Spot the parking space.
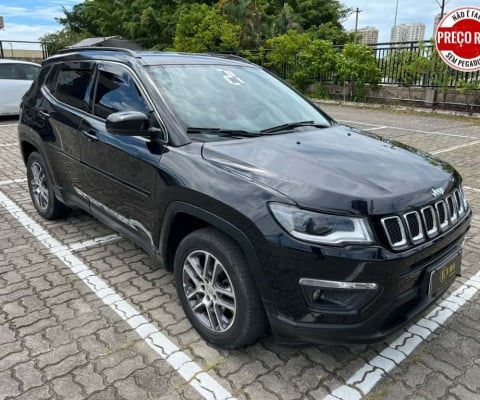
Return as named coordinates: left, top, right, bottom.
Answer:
left=1, top=107, right=480, bottom=400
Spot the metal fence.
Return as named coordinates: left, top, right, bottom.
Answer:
left=0, top=40, right=48, bottom=62
left=234, top=41, right=480, bottom=88
left=2, top=39, right=478, bottom=89
left=369, top=41, right=479, bottom=87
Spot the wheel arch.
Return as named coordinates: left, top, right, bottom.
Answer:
left=19, top=137, right=66, bottom=207
left=159, top=201, right=276, bottom=314
left=20, top=139, right=39, bottom=166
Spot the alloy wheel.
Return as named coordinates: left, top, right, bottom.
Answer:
left=30, top=161, right=49, bottom=210
left=182, top=250, right=236, bottom=333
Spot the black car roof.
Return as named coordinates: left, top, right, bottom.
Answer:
left=45, top=47, right=255, bottom=67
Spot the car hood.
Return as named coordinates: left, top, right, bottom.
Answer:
left=201, top=125, right=459, bottom=215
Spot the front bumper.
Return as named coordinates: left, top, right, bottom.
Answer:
left=258, top=210, right=471, bottom=345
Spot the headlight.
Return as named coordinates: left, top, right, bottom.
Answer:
left=269, top=203, right=374, bottom=245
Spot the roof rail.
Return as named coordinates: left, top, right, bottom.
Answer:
left=56, top=46, right=140, bottom=58
left=206, top=53, right=255, bottom=65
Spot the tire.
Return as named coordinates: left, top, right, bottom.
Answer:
left=26, top=152, right=69, bottom=220
left=174, top=227, right=267, bottom=349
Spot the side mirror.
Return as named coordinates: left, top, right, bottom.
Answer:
left=106, top=111, right=150, bottom=135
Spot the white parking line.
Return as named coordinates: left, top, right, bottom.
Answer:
left=465, top=186, right=480, bottom=194
left=0, top=178, right=27, bottom=186
left=323, top=231, right=480, bottom=400
left=362, top=126, right=387, bottom=131
left=338, top=119, right=479, bottom=140
left=0, top=190, right=235, bottom=400
left=0, top=123, right=18, bottom=127
left=69, top=234, right=122, bottom=251
left=0, top=143, right=17, bottom=147
left=431, top=140, right=480, bottom=155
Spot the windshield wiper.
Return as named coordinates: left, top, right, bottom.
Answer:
left=187, top=127, right=261, bottom=137
left=260, top=121, right=331, bottom=134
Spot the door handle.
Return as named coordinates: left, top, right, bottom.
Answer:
left=80, top=129, right=98, bottom=142
left=38, top=110, right=50, bottom=118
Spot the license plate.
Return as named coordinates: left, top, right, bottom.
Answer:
left=428, top=254, right=461, bottom=297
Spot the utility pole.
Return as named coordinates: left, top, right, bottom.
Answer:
left=0, top=17, right=4, bottom=59
left=354, top=7, right=362, bottom=43
left=435, top=0, right=450, bottom=19
left=394, top=0, right=399, bottom=28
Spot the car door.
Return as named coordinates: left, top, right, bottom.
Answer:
left=34, top=61, right=97, bottom=210
left=77, top=62, right=164, bottom=251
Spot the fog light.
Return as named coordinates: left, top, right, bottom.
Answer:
left=300, top=278, right=380, bottom=312
left=299, top=278, right=378, bottom=290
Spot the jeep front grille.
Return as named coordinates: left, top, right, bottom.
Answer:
left=381, top=189, right=468, bottom=250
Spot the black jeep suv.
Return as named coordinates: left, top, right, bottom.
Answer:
left=19, top=47, right=471, bottom=348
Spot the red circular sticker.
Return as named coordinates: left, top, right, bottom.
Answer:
left=435, top=6, right=480, bottom=72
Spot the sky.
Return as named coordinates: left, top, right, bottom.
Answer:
left=0, top=0, right=476, bottom=47
left=341, top=0, right=475, bottom=43
left=0, top=0, right=77, bottom=49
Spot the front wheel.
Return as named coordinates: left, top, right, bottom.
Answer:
left=174, top=227, right=267, bottom=349
left=27, top=152, right=69, bottom=220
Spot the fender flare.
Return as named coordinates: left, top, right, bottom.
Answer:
left=18, top=133, right=65, bottom=202
left=159, top=201, right=276, bottom=315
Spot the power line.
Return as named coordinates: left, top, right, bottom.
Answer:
left=434, top=0, right=451, bottom=18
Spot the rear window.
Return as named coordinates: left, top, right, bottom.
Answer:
left=0, top=63, right=18, bottom=79
left=51, top=63, right=94, bottom=111
left=17, top=64, right=40, bottom=80
left=0, top=63, right=39, bottom=80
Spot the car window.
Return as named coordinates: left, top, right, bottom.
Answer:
left=44, top=65, right=59, bottom=93
left=0, top=63, right=18, bottom=79
left=145, top=64, right=331, bottom=133
left=54, top=64, right=94, bottom=111
left=17, top=64, right=40, bottom=80
left=93, top=64, right=150, bottom=120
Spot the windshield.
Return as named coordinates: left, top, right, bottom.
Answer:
left=145, top=64, right=331, bottom=133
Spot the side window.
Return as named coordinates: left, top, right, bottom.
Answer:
left=17, top=64, right=40, bottom=80
left=23, top=65, right=50, bottom=99
left=54, top=63, right=94, bottom=111
left=93, top=65, right=150, bottom=120
left=45, top=65, right=59, bottom=93
left=0, top=63, right=18, bottom=79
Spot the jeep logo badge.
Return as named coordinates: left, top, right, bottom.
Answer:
left=432, top=187, right=445, bottom=198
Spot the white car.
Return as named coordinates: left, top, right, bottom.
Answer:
left=0, top=59, right=40, bottom=115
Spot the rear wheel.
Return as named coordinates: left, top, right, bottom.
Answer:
left=27, top=152, right=69, bottom=220
left=174, top=227, right=267, bottom=348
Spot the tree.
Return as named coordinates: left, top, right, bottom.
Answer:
left=173, top=4, right=241, bottom=52
left=56, top=3, right=95, bottom=34
left=40, top=30, right=89, bottom=55
left=265, top=30, right=310, bottom=83
left=310, top=21, right=351, bottom=45
left=292, top=0, right=351, bottom=38
left=382, top=49, right=428, bottom=86
left=220, top=0, right=270, bottom=48
left=294, top=39, right=337, bottom=90
left=427, top=49, right=456, bottom=105
left=335, top=43, right=382, bottom=101
left=270, top=3, right=302, bottom=36
left=457, top=79, right=480, bottom=112
left=48, top=0, right=351, bottom=51
left=381, top=49, right=430, bottom=100
left=56, top=0, right=182, bottom=49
